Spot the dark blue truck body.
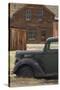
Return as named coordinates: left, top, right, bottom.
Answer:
left=13, top=37, right=58, bottom=78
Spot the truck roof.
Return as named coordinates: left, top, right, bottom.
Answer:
left=46, top=37, right=58, bottom=42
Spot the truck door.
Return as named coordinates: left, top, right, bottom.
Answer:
left=42, top=41, right=58, bottom=74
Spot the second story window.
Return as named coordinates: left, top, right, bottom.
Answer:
left=37, top=9, right=43, bottom=21
left=25, top=9, right=32, bottom=21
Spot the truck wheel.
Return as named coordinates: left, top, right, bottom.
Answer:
left=16, top=65, right=34, bottom=77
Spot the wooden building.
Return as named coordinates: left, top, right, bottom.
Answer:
left=9, top=4, right=58, bottom=50
left=53, top=19, right=58, bottom=37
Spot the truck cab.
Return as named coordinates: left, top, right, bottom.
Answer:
left=13, top=37, right=58, bottom=78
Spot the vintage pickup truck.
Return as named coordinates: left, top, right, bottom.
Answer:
left=13, top=37, right=58, bottom=79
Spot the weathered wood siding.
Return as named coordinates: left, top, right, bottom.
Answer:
left=10, top=28, right=26, bottom=50
left=9, top=4, right=57, bottom=50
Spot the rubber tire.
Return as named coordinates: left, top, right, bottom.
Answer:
left=16, top=65, right=34, bottom=77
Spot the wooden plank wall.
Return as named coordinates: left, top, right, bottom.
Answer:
left=10, top=28, right=26, bottom=50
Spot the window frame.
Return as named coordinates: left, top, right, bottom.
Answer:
left=27, top=30, right=36, bottom=41
left=25, top=9, right=32, bottom=21
left=37, top=8, right=43, bottom=21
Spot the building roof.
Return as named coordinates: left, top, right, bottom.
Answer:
left=46, top=5, right=58, bottom=19
left=9, top=3, right=58, bottom=19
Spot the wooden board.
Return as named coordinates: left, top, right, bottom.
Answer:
left=10, top=28, right=26, bottom=50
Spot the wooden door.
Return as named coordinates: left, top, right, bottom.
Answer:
left=16, top=30, right=26, bottom=50
left=10, top=28, right=26, bottom=50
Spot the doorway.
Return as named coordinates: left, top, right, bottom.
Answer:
left=10, top=28, right=26, bottom=50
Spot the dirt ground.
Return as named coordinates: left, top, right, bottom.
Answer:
left=9, top=75, right=58, bottom=87
left=9, top=50, right=58, bottom=87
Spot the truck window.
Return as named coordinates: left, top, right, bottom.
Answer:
left=50, top=41, right=58, bottom=50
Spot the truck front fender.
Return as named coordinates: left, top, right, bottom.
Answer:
left=13, top=59, right=45, bottom=77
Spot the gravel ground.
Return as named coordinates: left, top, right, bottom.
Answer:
left=9, top=48, right=58, bottom=87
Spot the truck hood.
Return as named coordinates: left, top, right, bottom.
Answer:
left=16, top=50, right=43, bottom=58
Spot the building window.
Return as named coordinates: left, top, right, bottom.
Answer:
left=25, top=9, right=32, bottom=21
left=41, top=30, right=46, bottom=41
left=28, top=31, right=36, bottom=41
left=37, top=9, right=43, bottom=21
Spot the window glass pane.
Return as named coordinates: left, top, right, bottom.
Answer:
left=37, top=9, right=43, bottom=21
left=28, top=31, right=36, bottom=40
left=50, top=42, right=58, bottom=49
left=25, top=9, right=32, bottom=21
